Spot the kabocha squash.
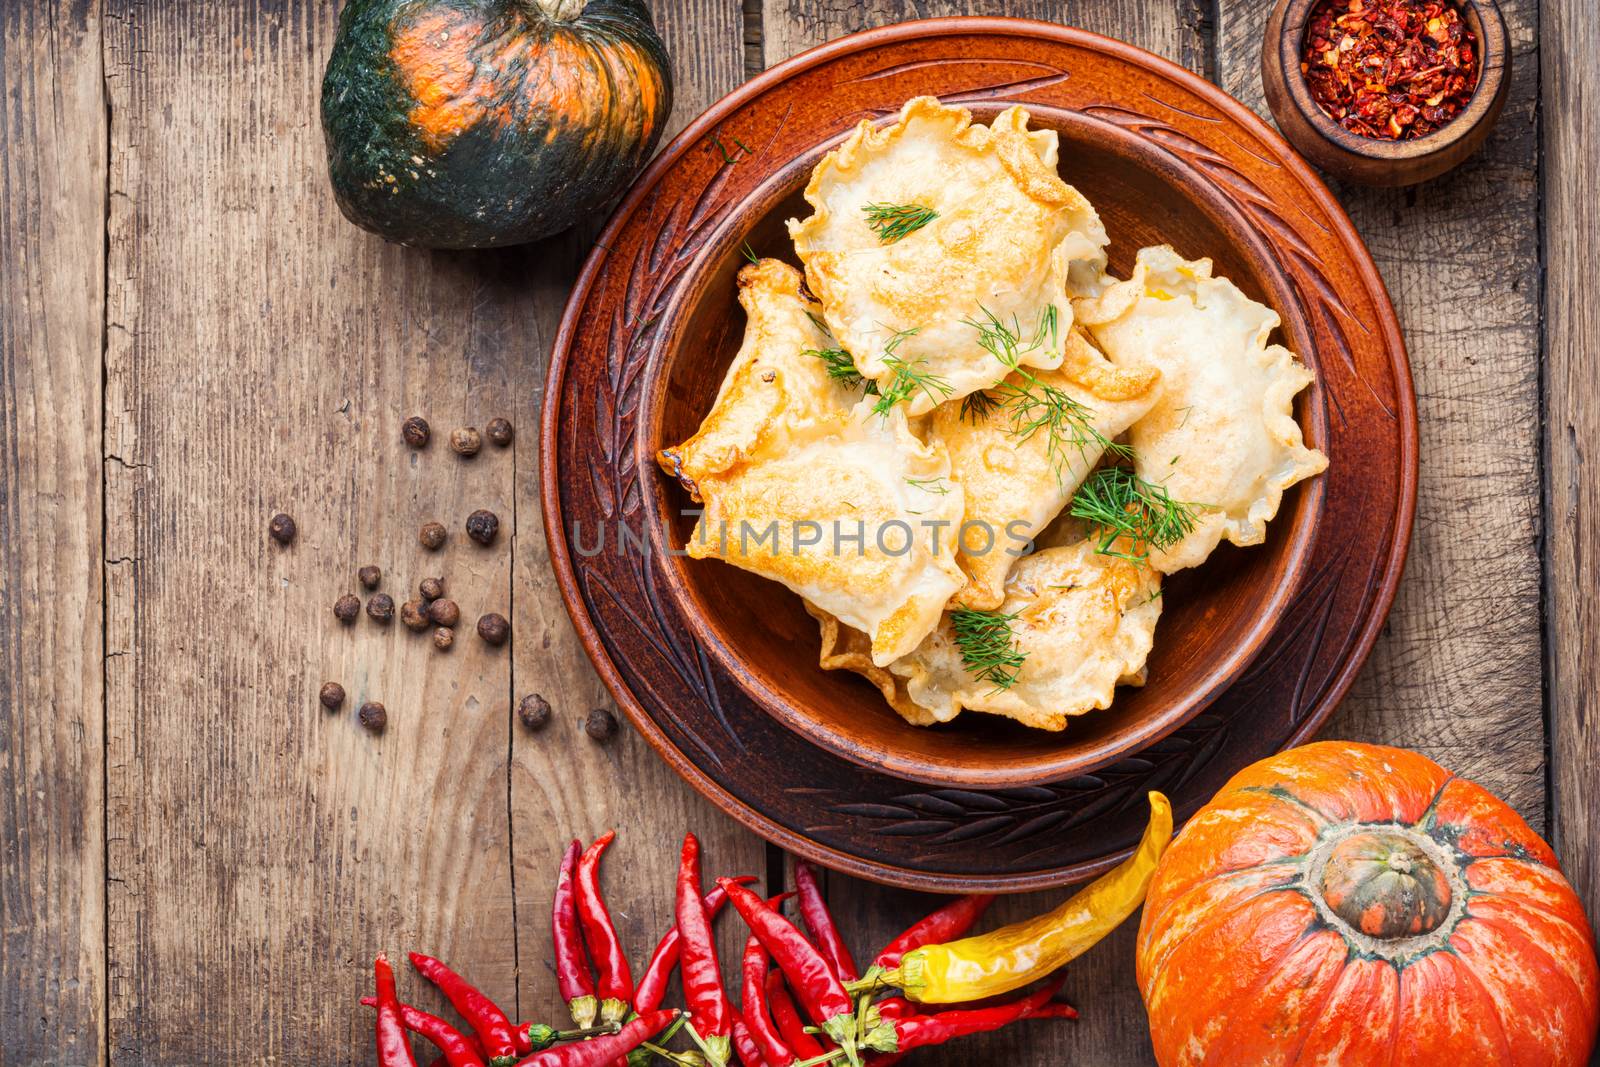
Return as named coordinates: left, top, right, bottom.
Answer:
left=1137, top=741, right=1600, bottom=1066
left=321, top=0, right=672, bottom=248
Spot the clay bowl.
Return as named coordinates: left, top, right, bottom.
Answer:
left=641, top=103, right=1328, bottom=788
left=1262, top=0, right=1510, bottom=187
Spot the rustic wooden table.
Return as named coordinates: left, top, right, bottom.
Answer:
left=3, top=0, right=1596, bottom=1063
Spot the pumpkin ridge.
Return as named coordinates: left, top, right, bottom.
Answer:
left=1142, top=860, right=1304, bottom=945
left=1192, top=919, right=1324, bottom=1060
left=1412, top=771, right=1457, bottom=830
left=1466, top=912, right=1593, bottom=1008
left=1141, top=884, right=1308, bottom=985
left=1281, top=942, right=1359, bottom=1067
left=1238, top=784, right=1337, bottom=827
left=1439, top=944, right=1520, bottom=1063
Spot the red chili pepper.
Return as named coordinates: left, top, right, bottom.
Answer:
left=732, top=1020, right=771, bottom=1067
left=677, top=834, right=733, bottom=1066
left=576, top=831, right=634, bottom=1025
left=765, top=974, right=825, bottom=1060
left=792, top=862, right=858, bottom=983
left=408, top=952, right=523, bottom=1065
left=553, top=840, right=600, bottom=1029
left=362, top=996, right=488, bottom=1067
left=740, top=936, right=797, bottom=1067
left=717, top=879, right=857, bottom=1058
left=635, top=877, right=757, bottom=1014
left=374, top=955, right=421, bottom=1067
left=872, top=895, right=993, bottom=971
left=511, top=1010, right=677, bottom=1067
left=861, top=976, right=1066, bottom=1056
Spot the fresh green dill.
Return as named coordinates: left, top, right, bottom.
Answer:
left=862, top=202, right=939, bottom=243
left=802, top=347, right=878, bottom=394
left=904, top=476, right=950, bottom=495
left=732, top=135, right=753, bottom=156
left=960, top=389, right=1002, bottom=423
left=882, top=325, right=918, bottom=358
left=739, top=240, right=759, bottom=265
left=804, top=310, right=834, bottom=337
left=991, top=378, right=1131, bottom=481
left=1068, top=466, right=1203, bottom=563
left=1034, top=304, right=1059, bottom=351
left=873, top=354, right=951, bottom=415
left=710, top=132, right=748, bottom=165
left=962, top=305, right=1062, bottom=370
left=950, top=608, right=1028, bottom=691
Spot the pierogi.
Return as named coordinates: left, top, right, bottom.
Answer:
left=1074, top=245, right=1328, bottom=573
left=789, top=96, right=1109, bottom=414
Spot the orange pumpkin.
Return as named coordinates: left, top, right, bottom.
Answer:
left=1137, top=741, right=1600, bottom=1065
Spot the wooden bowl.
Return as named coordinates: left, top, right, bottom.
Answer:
left=542, top=18, right=1416, bottom=888
left=1262, top=0, right=1510, bottom=186
left=641, top=104, right=1327, bottom=788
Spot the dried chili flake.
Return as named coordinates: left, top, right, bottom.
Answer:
left=1301, top=0, right=1479, bottom=140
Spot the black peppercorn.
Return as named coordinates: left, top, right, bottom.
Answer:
left=518, top=694, right=551, bottom=731
left=477, top=612, right=510, bottom=646
left=486, top=418, right=514, bottom=447
left=269, top=512, right=297, bottom=544
left=358, top=565, right=381, bottom=589
left=359, top=702, right=388, bottom=733
left=333, top=594, right=361, bottom=624
left=400, top=598, right=430, bottom=631
left=367, top=593, right=395, bottom=624
left=585, top=707, right=618, bottom=742
left=449, top=427, right=482, bottom=456
left=433, top=626, right=454, bottom=651
left=419, top=576, right=444, bottom=601
left=466, top=509, right=499, bottom=546
left=402, top=415, right=430, bottom=448
left=419, top=522, right=447, bottom=550
left=426, top=598, right=460, bottom=627
left=319, top=682, right=345, bottom=711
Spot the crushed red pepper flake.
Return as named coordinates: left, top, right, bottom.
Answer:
left=1301, top=0, right=1479, bottom=141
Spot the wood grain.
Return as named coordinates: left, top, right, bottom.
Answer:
left=1219, top=0, right=1547, bottom=823
left=0, top=3, right=108, bottom=1064
left=1544, top=0, right=1600, bottom=926
left=754, top=5, right=1200, bottom=1063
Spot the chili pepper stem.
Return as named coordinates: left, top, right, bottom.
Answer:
left=638, top=1041, right=702, bottom=1066
left=599, top=998, right=630, bottom=1027
left=679, top=1019, right=730, bottom=1067
left=567, top=994, right=599, bottom=1029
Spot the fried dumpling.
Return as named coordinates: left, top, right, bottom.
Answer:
left=1073, top=246, right=1328, bottom=573
left=682, top=403, right=966, bottom=666
left=658, top=259, right=859, bottom=501
left=812, top=540, right=1161, bottom=730
left=931, top=326, right=1161, bottom=609
left=788, top=96, right=1109, bottom=415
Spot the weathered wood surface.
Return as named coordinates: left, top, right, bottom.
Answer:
left=0, top=0, right=1585, bottom=1064
left=0, top=3, right=108, bottom=1065
left=1545, top=0, right=1600, bottom=941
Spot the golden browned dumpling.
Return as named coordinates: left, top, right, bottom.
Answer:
left=1074, top=246, right=1328, bottom=573
left=930, top=327, right=1161, bottom=609
left=788, top=96, right=1108, bottom=415
left=812, top=539, right=1161, bottom=730
left=658, top=258, right=857, bottom=501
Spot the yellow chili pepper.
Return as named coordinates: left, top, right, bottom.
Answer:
left=882, top=791, right=1172, bottom=1003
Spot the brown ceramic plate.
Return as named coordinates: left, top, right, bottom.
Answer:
left=542, top=18, right=1416, bottom=891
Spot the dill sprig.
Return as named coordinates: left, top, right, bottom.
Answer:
left=904, top=476, right=950, bottom=495
left=863, top=202, right=939, bottom=243
left=803, top=347, right=878, bottom=394
left=950, top=608, right=1028, bottom=691
left=804, top=309, right=833, bottom=337
left=960, top=390, right=1002, bottom=423
left=993, top=377, right=1130, bottom=480
left=1069, top=466, right=1203, bottom=563
left=739, top=240, right=759, bottom=264
left=868, top=327, right=950, bottom=415
left=963, top=305, right=1061, bottom=370
left=711, top=132, right=750, bottom=164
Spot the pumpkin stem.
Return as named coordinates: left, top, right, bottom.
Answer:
left=529, top=0, right=587, bottom=20
left=1317, top=830, right=1452, bottom=939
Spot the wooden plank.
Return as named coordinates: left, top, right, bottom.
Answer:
left=506, top=0, right=767, bottom=1034
left=101, top=3, right=519, bottom=1059
left=758, top=5, right=1200, bottom=1064
left=0, top=3, right=108, bottom=1064
left=1218, top=0, right=1546, bottom=822
left=1544, top=0, right=1600, bottom=922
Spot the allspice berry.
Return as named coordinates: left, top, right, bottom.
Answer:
left=433, top=626, right=454, bottom=651
left=367, top=593, right=395, bottom=624
left=585, top=707, right=619, bottom=742
left=419, top=576, right=444, bottom=601
left=466, top=509, right=500, bottom=546
left=426, top=598, right=460, bottom=627
left=358, top=702, right=388, bottom=733
left=333, top=594, right=361, bottom=624
left=486, top=418, right=514, bottom=447
left=402, top=415, right=430, bottom=448
left=518, top=694, right=551, bottom=731
left=319, top=682, right=345, bottom=711
left=269, top=512, right=297, bottom=544
left=400, top=598, right=430, bottom=631
left=358, top=565, right=382, bottom=589
left=449, top=427, right=482, bottom=456
left=419, top=522, right=447, bottom=550
left=477, top=612, right=510, bottom=646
